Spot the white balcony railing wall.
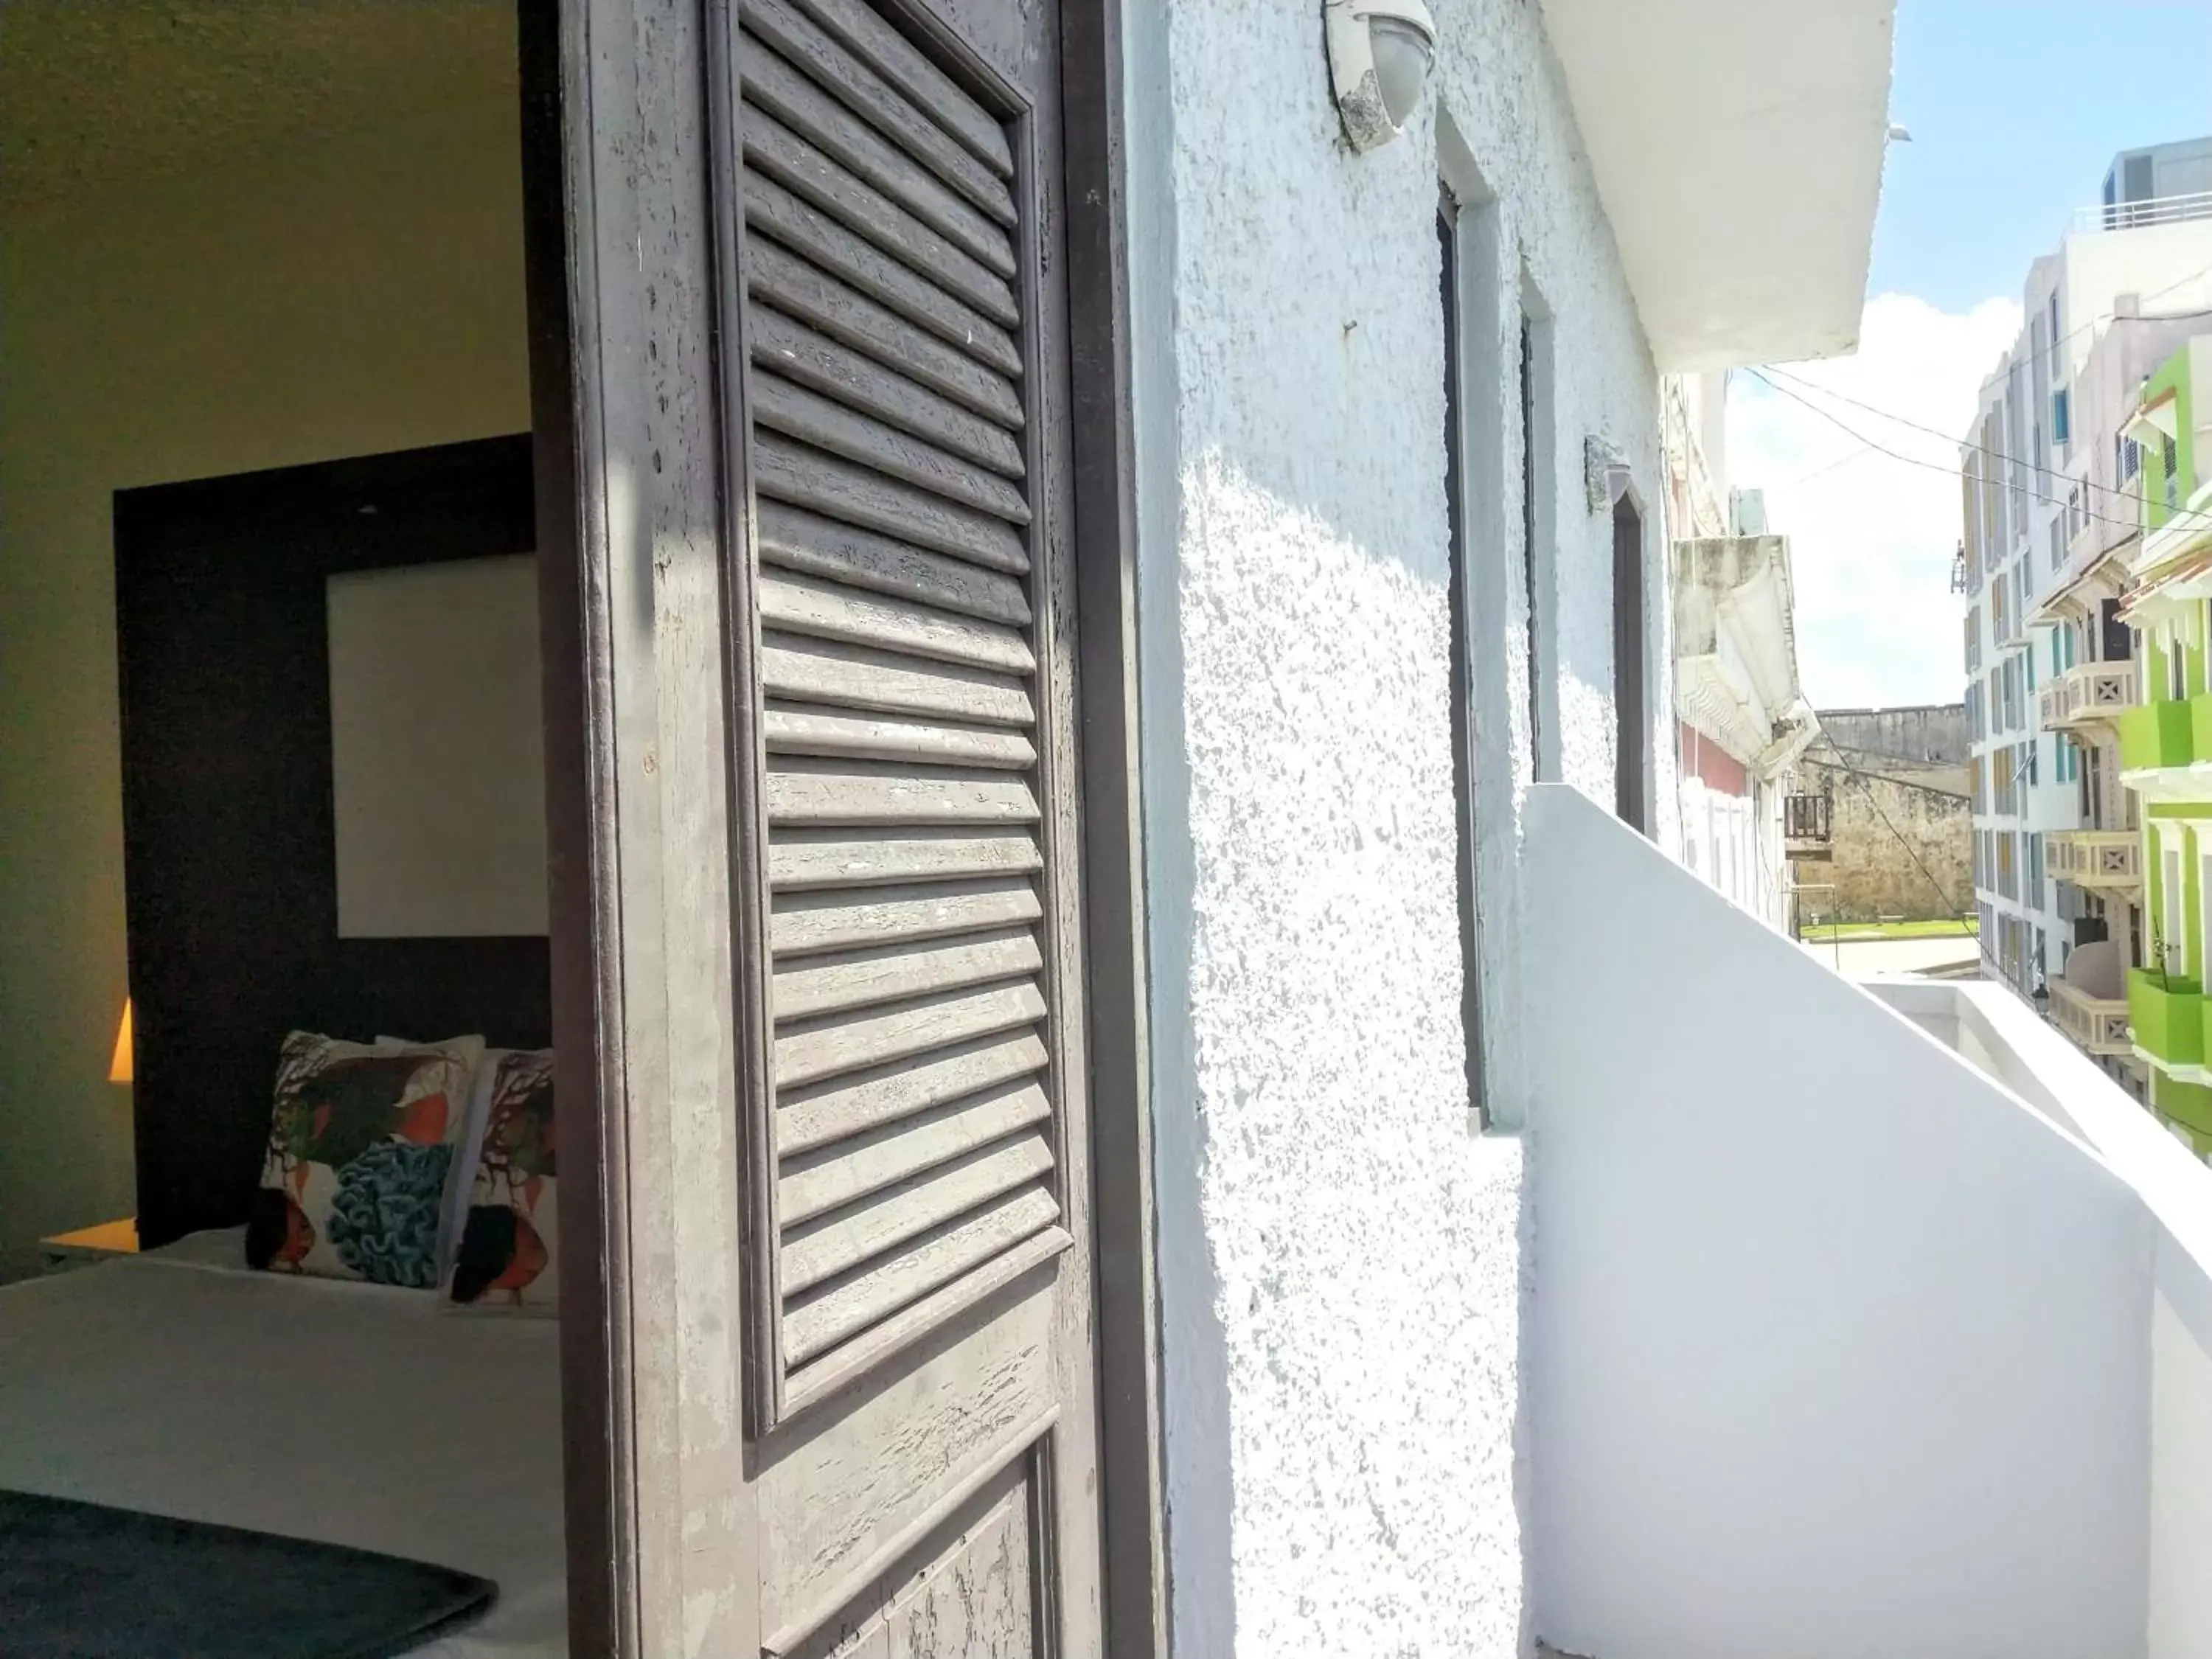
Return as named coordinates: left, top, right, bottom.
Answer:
left=2074, top=190, right=2212, bottom=234
left=2049, top=829, right=2143, bottom=888
left=2051, top=976, right=2133, bottom=1054
left=1523, top=786, right=2212, bottom=1659
left=2039, top=659, right=2140, bottom=731
left=1867, top=976, right=2212, bottom=1659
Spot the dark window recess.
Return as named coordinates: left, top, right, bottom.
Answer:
left=1519, top=318, right=1543, bottom=779
left=1439, top=204, right=1486, bottom=1127
left=1785, top=793, right=1832, bottom=844
left=2102, top=598, right=2132, bottom=662
left=1612, top=495, right=1649, bottom=834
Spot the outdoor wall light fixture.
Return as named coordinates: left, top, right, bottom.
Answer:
left=1325, top=0, right=1439, bottom=153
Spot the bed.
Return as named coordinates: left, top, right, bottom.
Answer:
left=0, top=1232, right=566, bottom=1657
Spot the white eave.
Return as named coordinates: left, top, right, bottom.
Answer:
left=2031, top=537, right=2136, bottom=626
left=1674, top=535, right=1812, bottom=772
left=2123, top=477, right=2212, bottom=608
left=1540, top=0, right=1896, bottom=371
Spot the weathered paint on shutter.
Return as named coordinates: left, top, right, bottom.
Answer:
left=734, top=0, right=1072, bottom=1422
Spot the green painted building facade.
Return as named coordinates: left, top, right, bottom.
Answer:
left=2121, top=337, right=2212, bottom=1154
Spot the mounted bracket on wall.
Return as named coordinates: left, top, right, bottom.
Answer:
left=1324, top=0, right=1438, bottom=153
left=1585, top=434, right=1633, bottom=513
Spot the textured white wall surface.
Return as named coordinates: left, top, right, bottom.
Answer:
left=1873, top=979, right=2212, bottom=1659
left=1125, top=0, right=1669, bottom=1650
left=2151, top=1268, right=2212, bottom=1659
left=1533, top=792, right=2154, bottom=1659
left=1678, top=779, right=1786, bottom=929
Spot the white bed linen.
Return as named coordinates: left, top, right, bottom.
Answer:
left=0, top=1234, right=566, bottom=1657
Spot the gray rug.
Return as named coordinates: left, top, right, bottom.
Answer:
left=0, top=1488, right=497, bottom=1658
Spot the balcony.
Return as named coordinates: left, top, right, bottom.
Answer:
left=1527, top=789, right=2212, bottom=1659
left=2040, top=660, right=2139, bottom=733
left=2074, top=189, right=2212, bottom=233
left=2121, top=698, right=2195, bottom=773
left=2129, top=968, right=2205, bottom=1070
left=2048, top=829, right=2143, bottom=891
left=2052, top=978, right=2134, bottom=1056
left=1782, top=791, right=1831, bottom=859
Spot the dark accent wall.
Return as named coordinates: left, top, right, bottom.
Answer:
left=115, top=436, right=548, bottom=1248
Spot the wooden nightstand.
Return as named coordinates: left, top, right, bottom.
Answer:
left=38, top=1218, right=139, bottom=1275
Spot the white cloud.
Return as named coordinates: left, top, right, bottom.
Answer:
left=1726, top=293, right=2022, bottom=709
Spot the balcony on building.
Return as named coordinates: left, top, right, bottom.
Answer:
left=2121, top=698, right=2198, bottom=776
left=2041, top=658, right=2142, bottom=734
left=1783, top=790, right=1832, bottom=860
left=2051, top=938, right=2135, bottom=1055
left=2049, top=828, right=2144, bottom=893
left=2084, top=187, right=2212, bottom=237
left=1672, top=535, right=1818, bottom=763
left=1527, top=786, right=2212, bottom=1659
left=2129, top=967, right=2206, bottom=1074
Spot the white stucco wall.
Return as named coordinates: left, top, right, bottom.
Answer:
left=1678, top=779, right=1788, bottom=929
left=1532, top=790, right=2152, bottom=1659
left=1125, top=1, right=1669, bottom=1650
left=1872, top=978, right=2212, bottom=1659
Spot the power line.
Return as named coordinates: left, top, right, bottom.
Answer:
left=1743, top=369, right=2212, bottom=543
left=1750, top=365, right=2212, bottom=539
left=1782, top=443, right=1877, bottom=489
left=1802, top=745, right=1972, bottom=803
left=1764, top=358, right=2212, bottom=519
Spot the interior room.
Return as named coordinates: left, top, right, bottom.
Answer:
left=0, top=2, right=571, bottom=1649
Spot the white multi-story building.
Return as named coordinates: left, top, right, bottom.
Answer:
left=1965, top=138, right=2212, bottom=1001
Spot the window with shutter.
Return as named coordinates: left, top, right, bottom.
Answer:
left=728, top=0, right=1077, bottom=1427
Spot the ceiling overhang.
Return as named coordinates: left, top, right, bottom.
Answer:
left=2131, top=390, right=2182, bottom=442
left=0, top=0, right=516, bottom=215
left=2033, top=538, right=2138, bottom=625
left=1540, top=0, right=1896, bottom=371
left=2123, top=547, right=2212, bottom=622
left=1676, top=655, right=1773, bottom=762
left=1673, top=535, right=1811, bottom=771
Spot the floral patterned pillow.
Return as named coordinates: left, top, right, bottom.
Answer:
left=448, top=1049, right=558, bottom=1313
left=246, top=1032, right=482, bottom=1287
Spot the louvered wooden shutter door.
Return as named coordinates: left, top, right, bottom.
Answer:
left=733, top=0, right=1074, bottom=1422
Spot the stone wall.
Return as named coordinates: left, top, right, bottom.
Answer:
left=1790, top=704, right=1973, bottom=923
left=1819, top=703, right=1971, bottom=770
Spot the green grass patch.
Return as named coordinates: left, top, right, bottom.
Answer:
left=1801, top=917, right=1979, bottom=942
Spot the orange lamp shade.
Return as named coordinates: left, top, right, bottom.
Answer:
left=108, top=998, right=133, bottom=1085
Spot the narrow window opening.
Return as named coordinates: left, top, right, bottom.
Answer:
left=1440, top=198, right=1486, bottom=1127
left=1613, top=494, right=1649, bottom=834
left=2165, top=844, right=2185, bottom=978
left=1519, top=316, right=1545, bottom=779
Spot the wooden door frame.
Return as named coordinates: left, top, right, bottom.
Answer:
left=520, top=0, right=1163, bottom=1652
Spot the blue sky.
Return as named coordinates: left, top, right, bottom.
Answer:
left=1875, top=0, right=2212, bottom=311
left=1727, top=0, right=2212, bottom=709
